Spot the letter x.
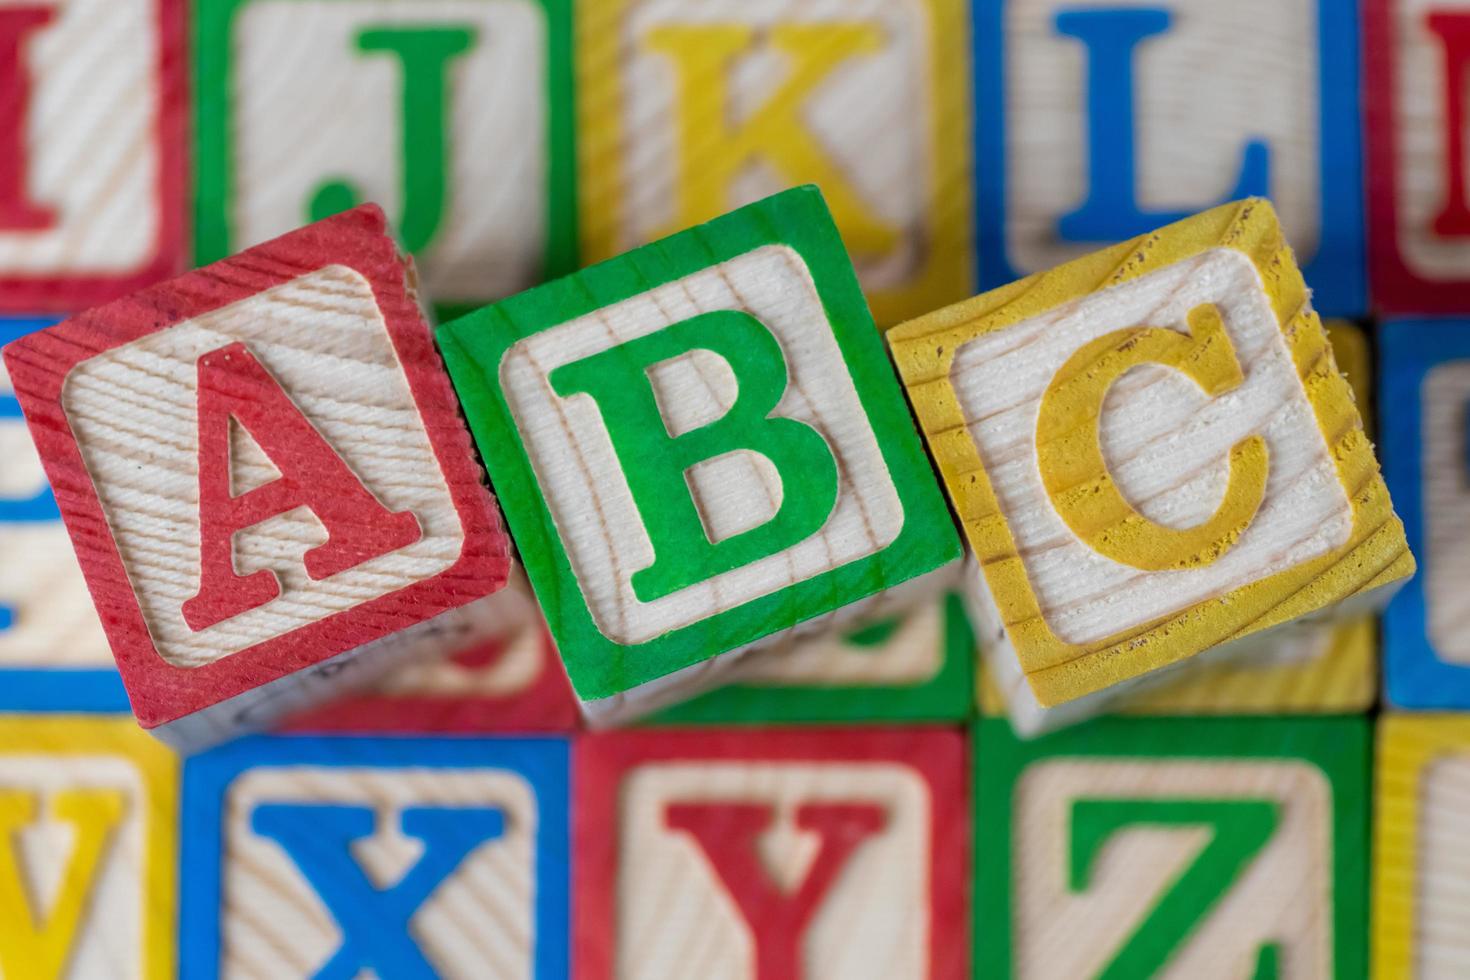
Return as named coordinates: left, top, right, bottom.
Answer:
left=251, top=803, right=505, bottom=979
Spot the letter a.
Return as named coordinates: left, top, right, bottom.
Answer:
left=665, top=800, right=886, bottom=980
left=181, top=342, right=421, bottom=632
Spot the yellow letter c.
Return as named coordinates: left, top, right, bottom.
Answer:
left=1035, top=303, right=1268, bottom=571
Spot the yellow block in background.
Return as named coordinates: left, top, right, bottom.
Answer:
left=1373, top=715, right=1470, bottom=978
left=893, top=199, right=1411, bottom=710
left=0, top=716, right=176, bottom=980
left=576, top=0, right=974, bottom=327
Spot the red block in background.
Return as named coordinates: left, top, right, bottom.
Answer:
left=2, top=204, right=512, bottom=749
left=284, top=573, right=581, bottom=733
left=1367, top=0, right=1470, bottom=312
left=0, top=0, right=184, bottom=311
left=575, top=728, right=969, bottom=980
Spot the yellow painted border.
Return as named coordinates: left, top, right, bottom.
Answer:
left=575, top=0, right=974, bottom=327
left=890, top=199, right=1413, bottom=706
left=0, top=716, right=178, bottom=980
left=1373, top=715, right=1470, bottom=979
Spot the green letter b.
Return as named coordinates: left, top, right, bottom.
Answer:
left=549, top=310, right=839, bottom=603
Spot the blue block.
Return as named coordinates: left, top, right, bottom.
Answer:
left=181, top=734, right=570, bottom=978
left=973, top=0, right=1366, bottom=316
left=1381, top=320, right=1470, bottom=707
left=0, top=317, right=128, bottom=712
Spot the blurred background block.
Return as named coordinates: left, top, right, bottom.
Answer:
left=181, top=734, right=568, bottom=977
left=0, top=715, right=177, bottom=979
left=193, top=0, right=576, bottom=318
left=976, top=716, right=1368, bottom=977
left=574, top=727, right=967, bottom=979
left=575, top=0, right=975, bottom=327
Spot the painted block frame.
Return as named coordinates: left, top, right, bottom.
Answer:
left=180, top=733, right=570, bottom=978
left=1379, top=318, right=1470, bottom=707
left=192, top=0, right=578, bottom=315
left=438, top=186, right=962, bottom=705
left=973, top=0, right=1366, bottom=316
left=888, top=199, right=1411, bottom=708
left=974, top=715, right=1369, bottom=978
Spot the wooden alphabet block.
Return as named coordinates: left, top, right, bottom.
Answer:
left=649, top=588, right=975, bottom=725
left=1373, top=715, right=1470, bottom=977
left=888, top=199, right=1413, bottom=722
left=0, top=318, right=124, bottom=711
left=282, top=570, right=580, bottom=733
left=0, top=715, right=178, bottom=979
left=439, top=187, right=962, bottom=724
left=1379, top=318, right=1470, bottom=707
left=574, top=727, right=968, bottom=979
left=181, top=733, right=568, bottom=977
left=0, top=0, right=184, bottom=312
left=977, top=0, right=1365, bottom=316
left=2, top=205, right=513, bottom=750
left=976, top=715, right=1368, bottom=977
left=1366, top=0, right=1470, bottom=313
left=194, top=0, right=574, bottom=316
left=575, top=0, right=973, bottom=326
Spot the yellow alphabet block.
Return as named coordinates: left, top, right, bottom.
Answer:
left=889, top=199, right=1412, bottom=713
left=0, top=716, right=177, bottom=979
left=576, top=0, right=973, bottom=326
left=1373, top=715, right=1470, bottom=977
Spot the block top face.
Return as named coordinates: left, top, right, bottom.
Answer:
left=0, top=0, right=184, bottom=311
left=1367, top=0, right=1470, bottom=311
left=195, top=0, right=574, bottom=309
left=439, top=186, right=961, bottom=702
left=575, top=728, right=968, bottom=980
left=0, top=715, right=178, bottom=980
left=575, top=0, right=974, bottom=326
left=1379, top=320, right=1470, bottom=706
left=2, top=205, right=510, bottom=727
left=890, top=199, right=1413, bottom=706
left=976, top=716, right=1368, bottom=980
left=182, top=734, right=568, bottom=979
left=981, top=0, right=1364, bottom=316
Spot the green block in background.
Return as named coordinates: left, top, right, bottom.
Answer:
left=975, top=715, right=1368, bottom=979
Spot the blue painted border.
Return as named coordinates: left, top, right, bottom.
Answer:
left=1380, top=320, right=1470, bottom=708
left=0, top=317, right=129, bottom=713
left=181, top=734, right=571, bottom=978
left=972, top=0, right=1366, bottom=316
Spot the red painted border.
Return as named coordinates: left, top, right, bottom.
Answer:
left=281, top=624, right=580, bottom=733
left=573, top=727, right=970, bottom=980
left=1364, top=0, right=1470, bottom=312
left=0, top=0, right=186, bottom=312
left=1, top=204, right=510, bottom=728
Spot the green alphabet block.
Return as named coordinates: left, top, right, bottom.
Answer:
left=193, top=0, right=575, bottom=317
left=438, top=186, right=962, bottom=722
left=975, top=715, right=1368, bottom=978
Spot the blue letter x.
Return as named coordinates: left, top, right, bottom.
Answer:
left=252, top=803, right=505, bottom=979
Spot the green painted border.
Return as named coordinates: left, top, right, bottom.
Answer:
left=192, top=0, right=577, bottom=303
left=974, top=715, right=1369, bottom=979
left=438, top=186, right=962, bottom=702
left=645, top=592, right=976, bottom=725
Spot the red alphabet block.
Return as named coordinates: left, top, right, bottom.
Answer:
left=1, top=204, right=511, bottom=750
left=574, top=728, right=969, bottom=979
left=0, top=0, right=183, bottom=311
left=1366, top=0, right=1470, bottom=311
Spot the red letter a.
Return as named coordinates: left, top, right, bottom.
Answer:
left=0, top=6, right=55, bottom=230
left=1429, top=11, right=1470, bottom=237
left=181, top=342, right=422, bottom=632
left=664, top=801, right=886, bottom=980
